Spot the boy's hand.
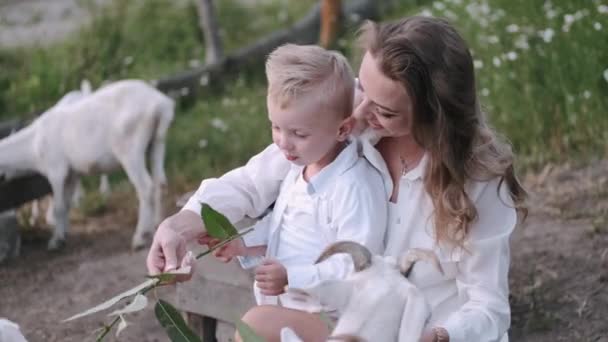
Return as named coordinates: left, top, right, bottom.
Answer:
left=255, top=259, right=288, bottom=296
left=199, top=236, right=246, bottom=263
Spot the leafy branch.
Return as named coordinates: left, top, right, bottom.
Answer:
left=62, top=204, right=265, bottom=342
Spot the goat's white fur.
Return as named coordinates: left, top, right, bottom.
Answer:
left=284, top=252, right=435, bottom=342
left=0, top=318, right=28, bottom=342
left=0, top=79, right=174, bottom=250
left=27, top=80, right=112, bottom=227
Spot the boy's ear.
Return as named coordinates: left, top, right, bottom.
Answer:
left=337, top=116, right=355, bottom=141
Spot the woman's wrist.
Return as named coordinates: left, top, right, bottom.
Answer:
left=431, top=327, right=450, bottom=342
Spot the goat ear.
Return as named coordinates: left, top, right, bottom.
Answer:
left=397, top=283, right=431, bottom=342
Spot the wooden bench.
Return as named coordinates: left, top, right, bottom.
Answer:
left=176, top=253, right=256, bottom=342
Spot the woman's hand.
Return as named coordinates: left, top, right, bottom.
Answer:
left=146, top=211, right=205, bottom=275
left=254, top=259, right=288, bottom=296
left=420, top=327, right=450, bottom=342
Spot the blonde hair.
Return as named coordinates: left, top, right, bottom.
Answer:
left=359, top=18, right=527, bottom=249
left=265, top=44, right=355, bottom=118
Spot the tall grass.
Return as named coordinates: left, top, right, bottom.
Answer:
left=385, top=0, right=608, bottom=167
left=0, top=0, right=606, bottom=192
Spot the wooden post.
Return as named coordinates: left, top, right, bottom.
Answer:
left=319, top=0, right=341, bottom=48
left=197, top=0, right=224, bottom=66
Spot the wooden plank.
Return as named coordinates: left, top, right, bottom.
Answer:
left=176, top=255, right=255, bottom=324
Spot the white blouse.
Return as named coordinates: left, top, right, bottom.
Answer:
left=384, top=154, right=515, bottom=342
left=183, top=140, right=516, bottom=342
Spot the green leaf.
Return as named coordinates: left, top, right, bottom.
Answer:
left=155, top=299, right=202, bottom=342
left=319, top=312, right=335, bottom=331
left=235, top=319, right=267, bottom=342
left=146, top=266, right=192, bottom=284
left=201, top=203, right=238, bottom=239
left=195, top=227, right=253, bottom=259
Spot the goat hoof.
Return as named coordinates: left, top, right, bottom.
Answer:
left=131, top=234, right=152, bottom=251
left=47, top=238, right=66, bottom=251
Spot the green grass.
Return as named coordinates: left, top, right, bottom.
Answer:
left=1, top=0, right=606, bottom=194
left=383, top=0, right=608, bottom=168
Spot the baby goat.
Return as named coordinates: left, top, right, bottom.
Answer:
left=0, top=80, right=174, bottom=250
left=283, top=241, right=443, bottom=342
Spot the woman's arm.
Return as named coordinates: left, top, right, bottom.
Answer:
left=441, top=179, right=517, bottom=342
left=182, top=143, right=289, bottom=224
left=147, top=143, right=289, bottom=274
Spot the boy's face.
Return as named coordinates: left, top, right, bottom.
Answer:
left=267, top=96, right=351, bottom=167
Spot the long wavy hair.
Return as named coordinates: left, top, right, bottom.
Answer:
left=358, top=17, right=527, bottom=248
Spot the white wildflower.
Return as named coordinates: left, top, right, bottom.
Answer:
left=420, top=9, right=433, bottom=17
left=348, top=12, right=361, bottom=23
left=221, top=97, right=236, bottom=107
left=277, top=10, right=288, bottom=23
left=564, top=14, right=575, bottom=25
left=199, top=73, right=209, bottom=86
left=506, top=24, right=519, bottom=33
left=493, top=56, right=501, bottom=67
left=433, top=2, right=446, bottom=11
left=567, top=94, right=575, bottom=104
left=474, top=60, right=484, bottom=69
left=481, top=88, right=490, bottom=97
left=189, top=59, right=202, bottom=68
left=479, top=2, right=490, bottom=15
left=506, top=51, right=518, bottom=61
left=198, top=139, right=208, bottom=149
left=603, top=69, right=608, bottom=83
left=180, top=87, right=190, bottom=97
left=546, top=9, right=558, bottom=19
left=540, top=28, right=555, bottom=43
left=514, top=34, right=530, bottom=50
left=123, top=56, right=134, bottom=66
left=594, top=22, right=602, bottom=30
left=488, top=35, right=500, bottom=44
left=444, top=9, right=458, bottom=21
left=210, top=118, right=228, bottom=132
left=583, top=90, right=592, bottom=99
left=598, top=5, right=608, bottom=14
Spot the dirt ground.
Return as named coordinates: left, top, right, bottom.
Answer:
left=1, top=1, right=607, bottom=341
left=0, top=160, right=606, bottom=342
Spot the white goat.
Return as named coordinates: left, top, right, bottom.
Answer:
left=28, top=80, right=112, bottom=227
left=0, top=318, right=28, bottom=342
left=283, top=241, right=443, bottom=342
left=0, top=80, right=174, bottom=250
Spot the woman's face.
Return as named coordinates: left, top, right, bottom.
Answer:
left=354, top=52, right=414, bottom=138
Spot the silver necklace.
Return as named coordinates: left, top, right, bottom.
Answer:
left=400, top=155, right=409, bottom=176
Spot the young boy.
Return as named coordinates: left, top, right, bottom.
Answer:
left=209, top=44, right=389, bottom=313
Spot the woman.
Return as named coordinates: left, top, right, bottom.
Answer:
left=147, top=16, right=526, bottom=342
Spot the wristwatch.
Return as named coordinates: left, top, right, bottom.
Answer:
left=432, top=327, right=450, bottom=342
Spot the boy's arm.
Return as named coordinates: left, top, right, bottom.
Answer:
left=182, top=143, right=289, bottom=225
left=287, top=170, right=388, bottom=289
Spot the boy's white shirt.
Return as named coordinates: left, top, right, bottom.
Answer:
left=233, top=139, right=388, bottom=311
left=182, top=129, right=514, bottom=342
left=184, top=137, right=390, bottom=312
